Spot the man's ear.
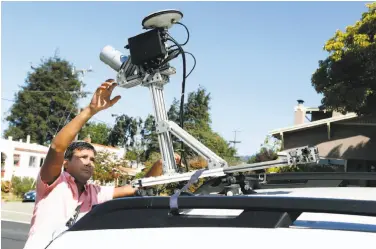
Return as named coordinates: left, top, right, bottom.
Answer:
left=63, top=159, right=68, bottom=171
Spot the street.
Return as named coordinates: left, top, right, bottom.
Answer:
left=1, top=201, right=33, bottom=249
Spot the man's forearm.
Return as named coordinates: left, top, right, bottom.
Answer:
left=113, top=185, right=138, bottom=198
left=52, top=107, right=96, bottom=152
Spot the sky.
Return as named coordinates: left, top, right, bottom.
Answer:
left=0, top=1, right=372, bottom=156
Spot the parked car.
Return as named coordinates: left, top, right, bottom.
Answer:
left=23, top=190, right=36, bottom=202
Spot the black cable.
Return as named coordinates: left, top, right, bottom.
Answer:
left=166, top=35, right=189, bottom=173
left=185, top=52, right=196, bottom=78
left=161, top=50, right=195, bottom=78
left=167, top=22, right=190, bottom=49
left=176, top=22, right=190, bottom=46
left=160, top=48, right=181, bottom=66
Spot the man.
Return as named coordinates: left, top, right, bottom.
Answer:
left=23, top=80, right=139, bottom=249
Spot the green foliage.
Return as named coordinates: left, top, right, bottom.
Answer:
left=184, top=86, right=212, bottom=128
left=248, top=136, right=281, bottom=163
left=92, top=151, right=129, bottom=184
left=311, top=3, right=376, bottom=115
left=10, top=176, right=34, bottom=197
left=247, top=135, right=300, bottom=173
left=188, top=128, right=236, bottom=159
left=140, top=114, right=159, bottom=160
left=78, top=122, right=111, bottom=145
left=167, top=86, right=237, bottom=161
left=125, top=150, right=138, bottom=161
left=1, top=181, right=11, bottom=193
left=4, top=55, right=81, bottom=145
left=108, top=115, right=143, bottom=148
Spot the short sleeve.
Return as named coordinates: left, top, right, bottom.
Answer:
left=36, top=170, right=64, bottom=199
left=95, top=185, right=115, bottom=204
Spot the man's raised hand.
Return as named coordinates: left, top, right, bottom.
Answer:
left=88, top=79, right=121, bottom=114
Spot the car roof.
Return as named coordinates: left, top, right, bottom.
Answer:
left=251, top=187, right=376, bottom=201
left=46, top=185, right=375, bottom=249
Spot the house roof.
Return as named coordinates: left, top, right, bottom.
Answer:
left=91, top=143, right=120, bottom=150
left=116, top=166, right=142, bottom=177
left=269, top=113, right=358, bottom=136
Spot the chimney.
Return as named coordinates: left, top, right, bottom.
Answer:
left=26, top=135, right=31, bottom=143
left=294, top=99, right=306, bottom=125
left=84, top=134, right=91, bottom=143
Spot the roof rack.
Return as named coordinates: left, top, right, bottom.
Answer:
left=194, top=172, right=376, bottom=195
left=132, top=146, right=320, bottom=188
left=68, top=196, right=376, bottom=232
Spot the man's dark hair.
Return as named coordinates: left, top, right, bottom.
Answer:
left=64, top=141, right=97, bottom=160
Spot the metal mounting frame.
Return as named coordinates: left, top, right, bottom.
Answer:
left=115, top=63, right=321, bottom=189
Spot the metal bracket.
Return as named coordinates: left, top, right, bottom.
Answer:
left=156, top=121, right=170, bottom=134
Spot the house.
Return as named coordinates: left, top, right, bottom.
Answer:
left=269, top=100, right=376, bottom=185
left=0, top=135, right=131, bottom=182
left=1, top=136, right=48, bottom=181
left=85, top=139, right=126, bottom=159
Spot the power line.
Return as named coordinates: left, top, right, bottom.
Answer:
left=229, top=130, right=241, bottom=151
left=17, top=90, right=93, bottom=94
left=1, top=98, right=15, bottom=102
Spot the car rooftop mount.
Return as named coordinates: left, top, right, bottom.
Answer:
left=132, top=146, right=320, bottom=188
left=99, top=10, right=321, bottom=189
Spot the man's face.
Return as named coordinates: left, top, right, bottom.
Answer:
left=64, top=149, right=96, bottom=184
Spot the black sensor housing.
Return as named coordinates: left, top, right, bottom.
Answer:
left=128, top=29, right=167, bottom=69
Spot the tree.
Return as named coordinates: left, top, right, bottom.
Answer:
left=167, top=86, right=237, bottom=161
left=183, top=87, right=212, bottom=129
left=3, top=55, right=80, bottom=145
left=168, top=86, right=212, bottom=130
left=311, top=3, right=376, bottom=116
left=92, top=151, right=129, bottom=185
left=108, top=115, right=143, bottom=148
left=125, top=150, right=138, bottom=161
left=140, top=114, right=159, bottom=160
left=246, top=135, right=297, bottom=173
left=78, top=122, right=111, bottom=145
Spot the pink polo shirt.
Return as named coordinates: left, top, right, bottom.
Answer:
left=23, top=171, right=114, bottom=249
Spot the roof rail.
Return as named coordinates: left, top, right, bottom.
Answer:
left=68, top=196, right=376, bottom=232
left=259, top=172, right=376, bottom=182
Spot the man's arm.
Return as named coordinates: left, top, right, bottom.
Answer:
left=144, top=153, right=182, bottom=177
left=40, top=107, right=96, bottom=184
left=113, top=185, right=138, bottom=198
left=40, top=80, right=121, bottom=184
left=110, top=154, right=183, bottom=198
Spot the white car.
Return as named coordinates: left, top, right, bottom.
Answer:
left=46, top=172, right=376, bottom=249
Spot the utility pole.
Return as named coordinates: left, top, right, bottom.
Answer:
left=72, top=66, right=93, bottom=141
left=229, top=130, right=241, bottom=153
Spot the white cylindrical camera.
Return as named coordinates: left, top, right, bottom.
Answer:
left=99, top=45, right=128, bottom=72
